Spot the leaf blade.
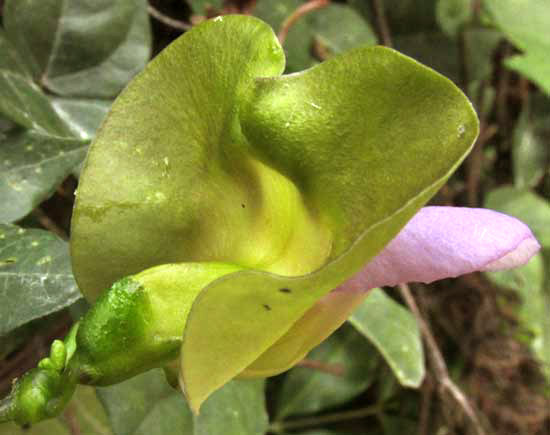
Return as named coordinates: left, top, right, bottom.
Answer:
left=0, top=224, right=81, bottom=335
left=348, top=289, right=425, bottom=387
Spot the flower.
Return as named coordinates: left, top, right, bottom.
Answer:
left=339, top=206, right=540, bottom=292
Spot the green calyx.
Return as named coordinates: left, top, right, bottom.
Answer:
left=58, top=14, right=479, bottom=414
left=0, top=339, right=76, bottom=425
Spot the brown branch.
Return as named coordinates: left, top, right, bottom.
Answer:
left=297, top=358, right=344, bottom=376
left=371, top=0, right=392, bottom=47
left=147, top=5, right=191, bottom=31
left=32, top=207, right=68, bottom=240
left=398, top=284, right=487, bottom=435
left=418, top=376, right=434, bottom=435
left=277, top=0, right=330, bottom=45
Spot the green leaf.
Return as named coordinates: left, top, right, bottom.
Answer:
left=98, top=369, right=192, bottom=435
left=97, top=369, right=267, bottom=435
left=0, top=71, right=71, bottom=135
left=394, top=32, right=459, bottom=83
left=394, top=28, right=500, bottom=86
left=483, top=0, right=550, bottom=94
left=255, top=1, right=376, bottom=72
left=0, top=29, right=30, bottom=76
left=70, top=16, right=477, bottom=411
left=484, top=186, right=550, bottom=380
left=0, top=131, right=88, bottom=223
left=464, top=29, right=501, bottom=83
left=512, top=108, right=550, bottom=189
left=275, top=324, right=379, bottom=419
left=51, top=98, right=112, bottom=140
left=62, top=386, right=113, bottom=435
left=0, top=224, right=81, bottom=335
left=436, top=0, right=473, bottom=38
left=484, top=187, right=550, bottom=248
left=348, top=289, right=425, bottom=387
left=194, top=379, right=268, bottom=435
left=308, top=4, right=377, bottom=57
left=485, top=255, right=550, bottom=379
left=3, top=0, right=151, bottom=98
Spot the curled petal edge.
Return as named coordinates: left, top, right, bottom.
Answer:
left=336, top=206, right=541, bottom=292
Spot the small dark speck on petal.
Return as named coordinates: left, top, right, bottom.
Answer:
left=241, top=203, right=246, bottom=208
left=279, top=288, right=291, bottom=293
left=263, top=304, right=272, bottom=311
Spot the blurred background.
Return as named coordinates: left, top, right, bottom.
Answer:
left=0, top=1, right=549, bottom=434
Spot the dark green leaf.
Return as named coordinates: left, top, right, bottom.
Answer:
left=4, top=0, right=151, bottom=98
left=484, top=0, right=550, bottom=94
left=0, top=131, right=88, bottom=223
left=256, top=1, right=376, bottom=72
left=97, top=369, right=267, bottom=435
left=464, top=29, right=501, bottom=83
left=394, top=32, right=459, bottom=83
left=348, top=289, right=425, bottom=387
left=51, top=98, right=112, bottom=140
left=0, top=71, right=71, bottom=135
left=63, top=386, right=113, bottom=435
left=512, top=109, right=550, bottom=189
left=484, top=186, right=550, bottom=379
left=395, top=28, right=500, bottom=86
left=0, top=224, right=81, bottom=335
left=98, top=369, right=192, bottom=435
left=306, top=5, right=377, bottom=58
left=436, top=0, right=473, bottom=38
left=194, top=379, right=268, bottom=435
left=485, top=255, right=550, bottom=379
left=275, top=324, right=378, bottom=419
left=0, top=29, right=30, bottom=76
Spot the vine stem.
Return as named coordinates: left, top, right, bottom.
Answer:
left=269, top=405, right=379, bottom=434
left=147, top=5, right=191, bottom=31
left=371, top=0, right=392, bottom=47
left=398, top=284, right=486, bottom=435
left=277, top=0, right=330, bottom=45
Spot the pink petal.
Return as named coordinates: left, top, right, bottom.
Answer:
left=337, top=206, right=541, bottom=292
